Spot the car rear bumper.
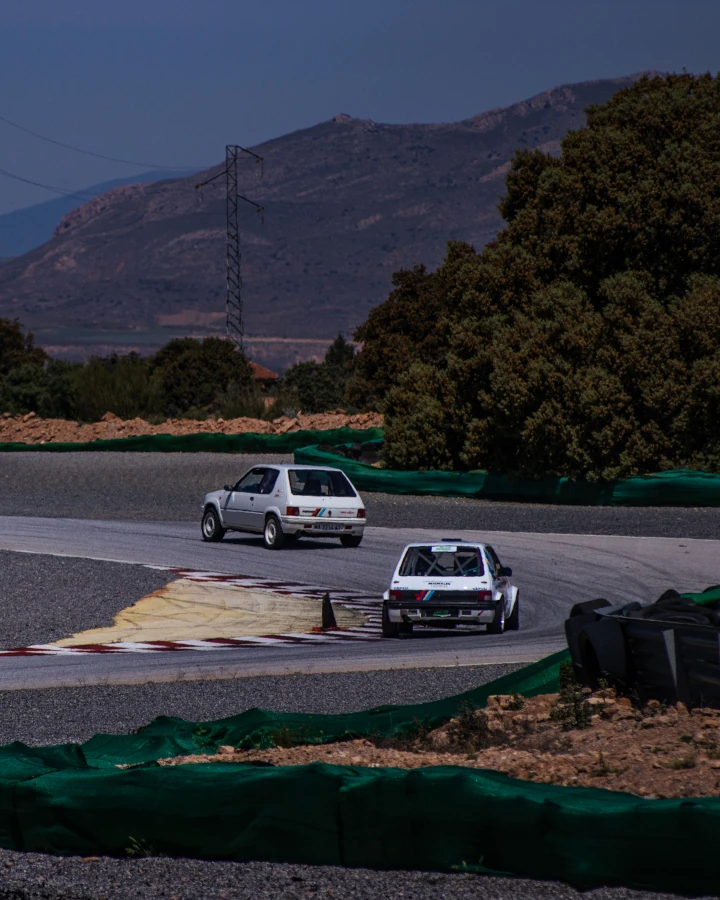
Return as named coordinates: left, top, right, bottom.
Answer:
left=281, top=516, right=365, bottom=537
left=386, top=603, right=498, bottom=625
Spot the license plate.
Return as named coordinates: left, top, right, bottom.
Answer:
left=314, top=523, right=343, bottom=531
left=432, top=610, right=451, bottom=617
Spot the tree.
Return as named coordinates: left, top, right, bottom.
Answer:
left=376, top=73, right=720, bottom=479
left=282, top=334, right=356, bottom=414
left=346, top=242, right=477, bottom=410
left=0, top=318, right=47, bottom=376
left=150, top=337, right=254, bottom=417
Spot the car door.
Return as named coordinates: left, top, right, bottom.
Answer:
left=223, top=468, right=267, bottom=529
left=245, top=467, right=280, bottom=531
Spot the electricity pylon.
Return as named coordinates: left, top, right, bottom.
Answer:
left=196, top=145, right=263, bottom=349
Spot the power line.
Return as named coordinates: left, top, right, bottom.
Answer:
left=0, top=113, right=204, bottom=171
left=0, top=165, right=96, bottom=200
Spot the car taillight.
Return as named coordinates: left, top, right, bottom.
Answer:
left=477, top=591, right=492, bottom=601
left=357, top=508, right=366, bottom=518
left=389, top=590, right=402, bottom=601
left=286, top=506, right=299, bottom=516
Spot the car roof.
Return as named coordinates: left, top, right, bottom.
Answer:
left=248, top=464, right=349, bottom=473
left=401, top=541, right=488, bottom=551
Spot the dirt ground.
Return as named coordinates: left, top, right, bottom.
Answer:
left=0, top=410, right=383, bottom=444
left=155, top=689, right=720, bottom=799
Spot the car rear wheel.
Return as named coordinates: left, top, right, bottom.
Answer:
left=381, top=603, right=400, bottom=637
left=263, top=515, right=285, bottom=550
left=506, top=593, right=520, bottom=631
left=487, top=601, right=506, bottom=634
left=340, top=535, right=363, bottom=548
left=201, top=507, right=225, bottom=542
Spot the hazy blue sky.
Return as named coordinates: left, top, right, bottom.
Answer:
left=0, top=0, right=718, bottom=214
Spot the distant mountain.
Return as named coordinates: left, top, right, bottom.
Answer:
left=0, top=169, right=198, bottom=259
left=0, top=75, right=648, bottom=369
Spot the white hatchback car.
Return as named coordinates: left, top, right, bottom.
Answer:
left=382, top=539, right=519, bottom=637
left=201, top=464, right=366, bottom=550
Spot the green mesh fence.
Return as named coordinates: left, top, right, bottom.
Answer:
left=0, top=427, right=384, bottom=454
left=1, top=649, right=720, bottom=893
left=295, top=444, right=720, bottom=506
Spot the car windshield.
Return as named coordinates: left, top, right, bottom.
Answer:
left=399, top=545, right=484, bottom=578
left=288, top=469, right=357, bottom=498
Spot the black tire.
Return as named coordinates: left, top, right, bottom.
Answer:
left=263, top=514, right=285, bottom=550
left=506, top=593, right=520, bottom=631
left=201, top=507, right=225, bottom=542
left=381, top=603, right=400, bottom=638
left=569, top=598, right=611, bottom=618
left=340, top=534, right=363, bottom=548
left=285, top=532, right=301, bottom=544
left=577, top=617, right=627, bottom=688
left=487, top=601, right=506, bottom=634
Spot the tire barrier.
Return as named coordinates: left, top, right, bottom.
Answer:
left=0, top=427, right=384, bottom=454
left=1, top=648, right=720, bottom=892
left=565, top=587, right=720, bottom=707
left=294, top=444, right=720, bottom=506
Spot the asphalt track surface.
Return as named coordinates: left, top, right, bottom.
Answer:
left=2, top=453, right=720, bottom=899
left=4, top=450, right=720, bottom=537
left=0, top=515, right=718, bottom=689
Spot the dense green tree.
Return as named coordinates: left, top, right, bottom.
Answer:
left=0, top=318, right=47, bottom=375
left=377, top=73, right=720, bottom=479
left=324, top=333, right=355, bottom=371
left=71, top=353, right=162, bottom=421
left=150, top=337, right=255, bottom=417
left=346, top=242, right=477, bottom=410
left=283, top=334, right=356, bottom=414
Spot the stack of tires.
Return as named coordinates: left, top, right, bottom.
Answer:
left=564, top=588, right=720, bottom=708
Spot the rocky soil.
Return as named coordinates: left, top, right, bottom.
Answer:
left=0, top=410, right=382, bottom=444
left=155, top=689, right=720, bottom=799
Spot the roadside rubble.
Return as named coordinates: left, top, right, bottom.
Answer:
left=153, top=688, right=720, bottom=799
left=0, top=410, right=382, bottom=444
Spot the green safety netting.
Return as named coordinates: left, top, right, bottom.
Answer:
left=295, top=444, right=720, bottom=506
left=681, top=586, right=720, bottom=607
left=1, top=649, right=720, bottom=893
left=0, top=427, right=384, bottom=455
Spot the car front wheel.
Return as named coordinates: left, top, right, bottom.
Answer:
left=201, top=507, right=225, bottom=542
left=506, top=593, right=520, bottom=631
left=263, top=514, right=285, bottom=550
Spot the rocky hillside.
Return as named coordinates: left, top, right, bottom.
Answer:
left=0, top=75, right=646, bottom=369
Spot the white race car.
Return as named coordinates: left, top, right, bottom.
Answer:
left=381, top=538, right=519, bottom=637
left=201, top=464, right=365, bottom=550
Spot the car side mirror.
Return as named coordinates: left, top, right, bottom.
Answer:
left=498, top=566, right=512, bottom=577
left=224, top=484, right=234, bottom=492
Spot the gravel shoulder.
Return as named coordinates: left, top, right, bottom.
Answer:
left=0, top=550, right=168, bottom=650
left=0, top=851, right=703, bottom=900
left=3, top=451, right=720, bottom=538
left=0, top=663, right=519, bottom=746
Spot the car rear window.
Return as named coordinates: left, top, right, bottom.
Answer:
left=399, top=546, right=484, bottom=578
left=288, top=469, right=357, bottom=498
